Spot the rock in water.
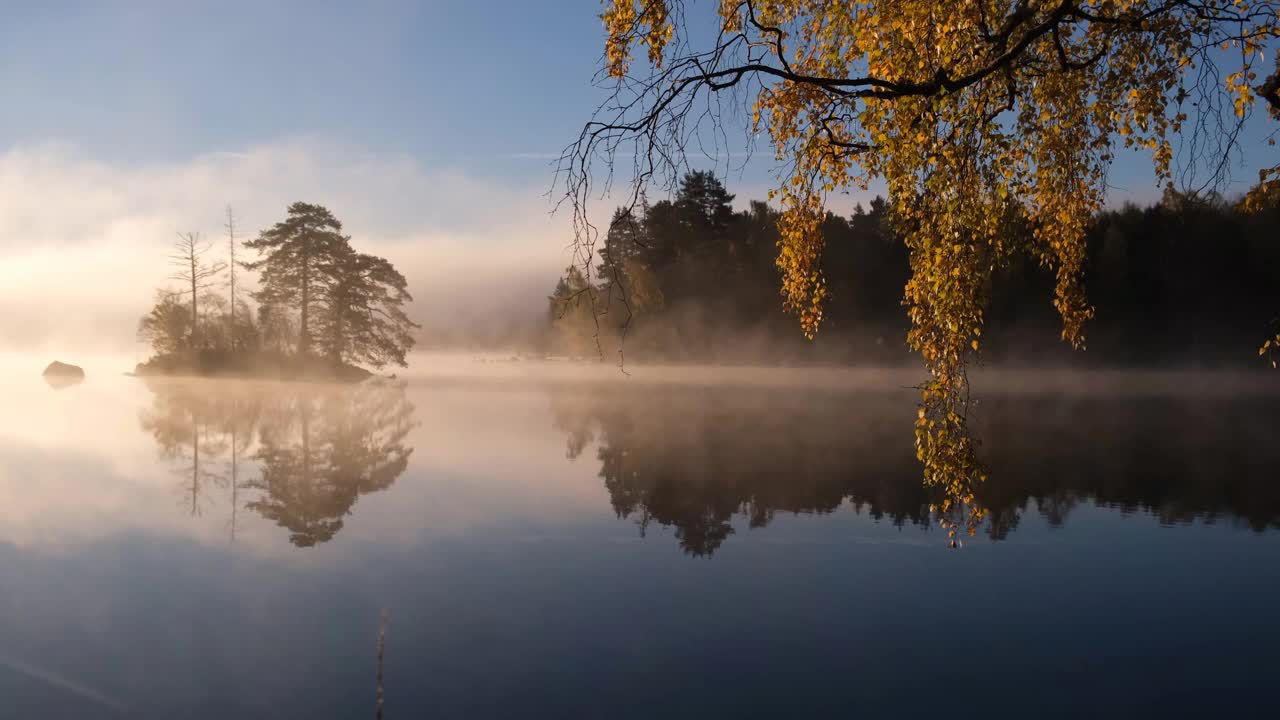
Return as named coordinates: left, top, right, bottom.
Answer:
left=43, top=361, right=85, bottom=389
left=43, top=361, right=85, bottom=377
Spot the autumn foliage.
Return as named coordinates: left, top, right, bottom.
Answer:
left=578, top=0, right=1278, bottom=532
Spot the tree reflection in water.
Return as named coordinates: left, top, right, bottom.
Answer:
left=552, top=387, right=930, bottom=556
left=551, top=385, right=1280, bottom=555
left=139, top=378, right=416, bottom=546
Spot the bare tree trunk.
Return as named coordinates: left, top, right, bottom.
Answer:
left=169, top=231, right=224, bottom=364
left=330, top=305, right=343, bottom=366
left=300, top=254, right=311, bottom=357
left=226, top=206, right=238, bottom=353
left=190, top=247, right=199, bottom=358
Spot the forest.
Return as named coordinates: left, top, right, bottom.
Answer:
left=136, top=202, right=418, bottom=380
left=547, top=171, right=1280, bottom=368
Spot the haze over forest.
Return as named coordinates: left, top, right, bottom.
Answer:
left=2, top=144, right=1276, bottom=369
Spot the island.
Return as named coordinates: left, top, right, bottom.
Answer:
left=135, top=202, right=417, bottom=382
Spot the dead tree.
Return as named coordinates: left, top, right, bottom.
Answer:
left=170, top=231, right=227, bottom=355
left=225, top=207, right=240, bottom=352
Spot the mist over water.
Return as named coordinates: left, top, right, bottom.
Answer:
left=2, top=353, right=1279, bottom=716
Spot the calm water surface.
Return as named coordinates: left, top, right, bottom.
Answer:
left=2, top=362, right=1278, bottom=718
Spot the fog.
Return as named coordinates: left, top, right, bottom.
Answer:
left=4, top=142, right=1270, bottom=373
left=4, top=348, right=1276, bottom=555
left=0, top=140, right=565, bottom=357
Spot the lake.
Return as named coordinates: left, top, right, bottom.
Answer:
left=2, top=359, right=1279, bottom=718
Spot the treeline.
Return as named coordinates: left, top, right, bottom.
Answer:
left=547, top=172, right=1280, bottom=367
left=138, top=202, right=418, bottom=377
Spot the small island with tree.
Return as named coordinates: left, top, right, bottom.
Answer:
left=135, top=202, right=418, bottom=382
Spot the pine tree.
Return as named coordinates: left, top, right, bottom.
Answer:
left=243, top=202, right=351, bottom=357
left=673, top=171, right=735, bottom=237
left=547, top=265, right=597, bottom=356
left=596, top=208, right=644, bottom=292
left=317, top=247, right=419, bottom=368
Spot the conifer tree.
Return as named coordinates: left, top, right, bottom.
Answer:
left=244, top=202, right=351, bottom=357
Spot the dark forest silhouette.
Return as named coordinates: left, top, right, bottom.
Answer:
left=137, top=202, right=418, bottom=380
left=548, top=172, right=1280, bottom=367
left=551, top=384, right=1280, bottom=555
left=139, top=378, right=417, bottom=546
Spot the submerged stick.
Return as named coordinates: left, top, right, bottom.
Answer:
left=376, top=609, right=389, bottom=719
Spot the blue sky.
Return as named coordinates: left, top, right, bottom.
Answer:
left=3, top=1, right=1275, bottom=195
left=0, top=1, right=1276, bottom=354
left=0, top=2, right=601, bottom=174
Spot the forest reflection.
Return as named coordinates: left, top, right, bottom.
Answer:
left=139, top=377, right=416, bottom=546
left=550, top=385, right=1280, bottom=555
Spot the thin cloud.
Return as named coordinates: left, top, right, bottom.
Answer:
left=499, top=152, right=561, bottom=160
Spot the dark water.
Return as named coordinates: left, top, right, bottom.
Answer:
left=2, top=366, right=1279, bottom=718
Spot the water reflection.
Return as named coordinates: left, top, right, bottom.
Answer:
left=551, top=387, right=928, bottom=556
left=42, top=373, right=84, bottom=390
left=139, top=378, right=416, bottom=546
left=551, top=386, right=1280, bottom=554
